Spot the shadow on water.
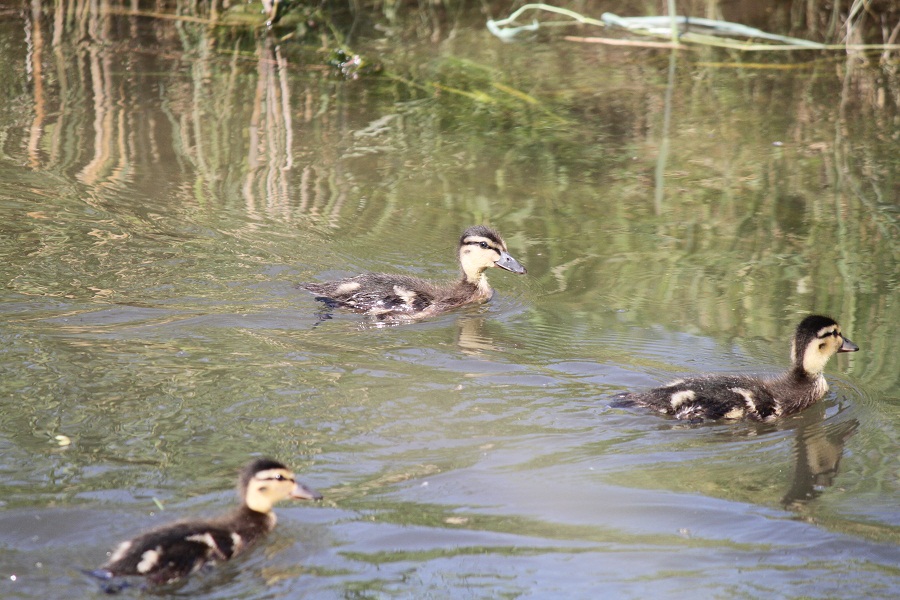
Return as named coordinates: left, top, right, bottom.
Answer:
left=0, top=0, right=898, bottom=598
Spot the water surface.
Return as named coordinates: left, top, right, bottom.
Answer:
left=0, top=2, right=898, bottom=598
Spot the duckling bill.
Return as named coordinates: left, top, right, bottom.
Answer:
left=93, top=458, right=322, bottom=586
left=613, top=315, right=859, bottom=422
left=302, top=225, right=526, bottom=320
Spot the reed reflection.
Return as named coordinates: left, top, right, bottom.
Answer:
left=244, top=35, right=295, bottom=220
left=17, top=2, right=357, bottom=226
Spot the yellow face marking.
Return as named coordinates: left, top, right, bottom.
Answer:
left=255, top=468, right=294, bottom=479
left=461, top=235, right=505, bottom=252
left=803, top=327, right=842, bottom=375
left=816, top=325, right=839, bottom=338
left=459, top=236, right=505, bottom=282
left=245, top=468, right=299, bottom=513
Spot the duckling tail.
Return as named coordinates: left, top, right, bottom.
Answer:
left=82, top=569, right=134, bottom=594
left=609, top=393, right=638, bottom=408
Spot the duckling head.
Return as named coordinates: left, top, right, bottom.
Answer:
left=791, top=315, right=858, bottom=377
left=240, top=458, right=322, bottom=514
left=458, top=225, right=527, bottom=284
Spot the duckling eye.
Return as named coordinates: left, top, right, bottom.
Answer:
left=478, top=242, right=489, bottom=249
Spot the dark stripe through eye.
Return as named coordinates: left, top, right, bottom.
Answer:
left=817, top=330, right=840, bottom=339
left=463, top=239, right=497, bottom=251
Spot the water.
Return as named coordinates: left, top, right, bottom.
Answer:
left=0, top=2, right=898, bottom=598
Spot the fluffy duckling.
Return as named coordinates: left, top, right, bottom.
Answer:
left=302, top=225, right=526, bottom=320
left=613, top=315, right=859, bottom=422
left=94, top=458, right=322, bottom=586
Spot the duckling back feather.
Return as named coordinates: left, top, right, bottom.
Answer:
left=302, top=225, right=525, bottom=320
left=614, top=315, right=858, bottom=422
left=97, top=458, right=321, bottom=586
left=101, top=509, right=270, bottom=584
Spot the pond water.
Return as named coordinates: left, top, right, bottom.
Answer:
left=0, top=2, right=898, bottom=598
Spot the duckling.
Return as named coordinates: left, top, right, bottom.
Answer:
left=613, top=315, right=859, bottom=422
left=93, top=458, right=322, bottom=586
left=302, top=225, right=526, bottom=320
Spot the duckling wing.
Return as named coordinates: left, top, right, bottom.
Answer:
left=304, top=274, right=438, bottom=315
left=616, top=376, right=780, bottom=422
left=103, top=522, right=241, bottom=584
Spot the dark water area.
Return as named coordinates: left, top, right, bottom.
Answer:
left=0, top=1, right=898, bottom=598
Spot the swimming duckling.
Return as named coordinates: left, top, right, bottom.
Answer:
left=613, top=315, right=859, bottom=422
left=302, top=225, right=526, bottom=320
left=94, top=458, right=322, bottom=586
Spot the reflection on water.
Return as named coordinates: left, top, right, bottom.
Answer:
left=782, top=418, right=859, bottom=509
left=455, top=316, right=498, bottom=355
left=0, top=1, right=898, bottom=598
